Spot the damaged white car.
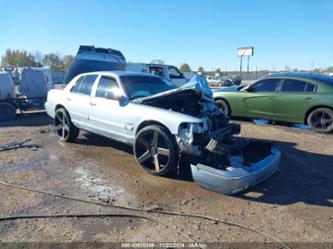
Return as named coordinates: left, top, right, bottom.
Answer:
left=45, top=71, right=281, bottom=194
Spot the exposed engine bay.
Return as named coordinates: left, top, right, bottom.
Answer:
left=134, top=76, right=273, bottom=170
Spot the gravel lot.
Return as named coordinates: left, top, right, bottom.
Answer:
left=0, top=113, right=332, bottom=248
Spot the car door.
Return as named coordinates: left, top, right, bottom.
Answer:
left=240, top=78, right=281, bottom=119
left=66, top=74, right=98, bottom=129
left=88, top=75, right=129, bottom=143
left=167, top=65, right=187, bottom=87
left=274, top=79, right=317, bottom=123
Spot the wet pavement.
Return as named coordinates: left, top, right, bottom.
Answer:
left=0, top=113, right=332, bottom=244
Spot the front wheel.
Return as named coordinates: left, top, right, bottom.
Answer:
left=307, top=108, right=333, bottom=133
left=134, top=125, right=179, bottom=176
left=54, top=108, right=79, bottom=142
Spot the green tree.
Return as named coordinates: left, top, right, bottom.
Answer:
left=62, top=55, right=74, bottom=71
left=179, top=63, right=192, bottom=72
left=42, top=53, right=63, bottom=72
left=198, top=67, right=205, bottom=74
left=214, top=68, right=222, bottom=75
left=1, top=49, right=37, bottom=67
left=150, top=59, right=165, bottom=64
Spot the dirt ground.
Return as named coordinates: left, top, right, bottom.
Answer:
left=0, top=113, right=332, bottom=248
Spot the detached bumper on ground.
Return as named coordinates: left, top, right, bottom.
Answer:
left=190, top=146, right=281, bottom=194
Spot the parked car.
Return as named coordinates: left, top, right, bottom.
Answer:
left=217, top=76, right=233, bottom=86
left=230, top=75, right=242, bottom=85
left=126, top=63, right=188, bottom=87
left=206, top=76, right=222, bottom=86
left=213, top=72, right=333, bottom=133
left=45, top=71, right=281, bottom=194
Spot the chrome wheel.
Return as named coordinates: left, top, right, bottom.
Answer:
left=55, top=110, right=70, bottom=140
left=54, top=108, right=79, bottom=142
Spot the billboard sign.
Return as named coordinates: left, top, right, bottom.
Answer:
left=237, top=47, right=254, bottom=57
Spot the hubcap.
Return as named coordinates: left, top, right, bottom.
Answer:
left=135, top=130, right=170, bottom=173
left=55, top=111, right=69, bottom=139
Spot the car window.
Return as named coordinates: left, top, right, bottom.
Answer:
left=250, top=78, right=280, bottom=92
left=70, top=76, right=84, bottom=93
left=280, top=79, right=307, bottom=92
left=305, top=83, right=317, bottom=92
left=96, top=76, right=119, bottom=99
left=74, top=75, right=97, bottom=95
left=149, top=66, right=164, bottom=77
left=168, top=66, right=182, bottom=79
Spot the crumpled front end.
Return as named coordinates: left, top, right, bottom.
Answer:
left=191, top=142, right=281, bottom=194
left=174, top=76, right=238, bottom=157
left=173, top=76, right=281, bottom=194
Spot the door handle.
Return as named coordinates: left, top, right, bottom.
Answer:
left=67, top=97, right=72, bottom=101
left=90, top=102, right=97, bottom=106
left=304, top=97, right=312, bottom=100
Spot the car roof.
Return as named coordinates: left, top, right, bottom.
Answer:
left=79, top=70, right=160, bottom=78
left=266, top=72, right=333, bottom=84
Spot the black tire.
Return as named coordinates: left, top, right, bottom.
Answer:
left=307, top=108, right=333, bottom=133
left=215, top=99, right=230, bottom=116
left=0, top=102, right=16, bottom=122
left=134, top=125, right=179, bottom=176
left=54, top=108, right=79, bottom=142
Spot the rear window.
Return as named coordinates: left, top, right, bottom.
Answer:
left=80, top=75, right=97, bottom=95
left=281, top=79, right=307, bottom=92
left=71, top=75, right=97, bottom=95
left=71, top=76, right=84, bottom=93
left=305, top=83, right=316, bottom=92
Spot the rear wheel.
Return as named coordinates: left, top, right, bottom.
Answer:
left=307, top=108, right=333, bottom=133
left=54, top=108, right=79, bottom=142
left=134, top=125, right=179, bottom=176
left=215, top=99, right=230, bottom=116
left=0, top=102, right=16, bottom=122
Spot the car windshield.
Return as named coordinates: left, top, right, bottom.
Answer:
left=120, top=75, right=177, bottom=100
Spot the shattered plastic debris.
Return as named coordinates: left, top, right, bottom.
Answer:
left=253, top=119, right=269, bottom=125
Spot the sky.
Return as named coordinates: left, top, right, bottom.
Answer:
left=0, top=0, right=332, bottom=71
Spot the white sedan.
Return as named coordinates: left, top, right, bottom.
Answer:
left=45, top=71, right=281, bottom=194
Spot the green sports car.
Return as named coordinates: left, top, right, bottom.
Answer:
left=213, top=72, right=333, bottom=133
